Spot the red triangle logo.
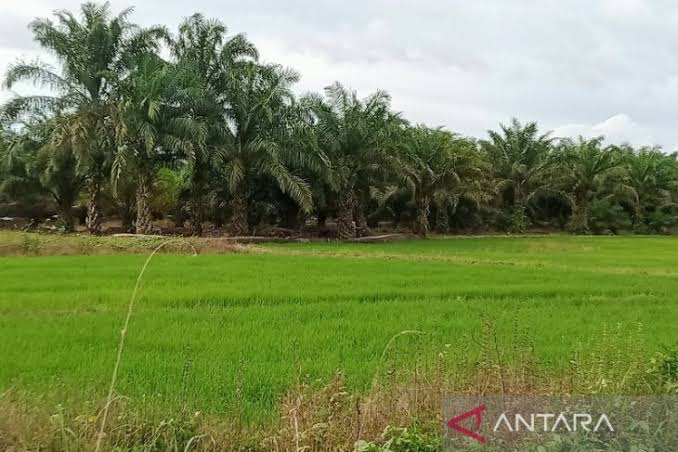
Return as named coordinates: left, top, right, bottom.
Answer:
left=447, top=404, right=486, bottom=444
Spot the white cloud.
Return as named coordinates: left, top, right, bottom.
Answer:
left=553, top=114, right=657, bottom=147
left=2, top=0, right=52, bottom=17
left=601, top=0, right=652, bottom=21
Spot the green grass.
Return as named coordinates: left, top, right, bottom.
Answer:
left=0, top=234, right=676, bottom=423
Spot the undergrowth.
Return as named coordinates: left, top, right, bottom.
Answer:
left=1, top=322, right=675, bottom=451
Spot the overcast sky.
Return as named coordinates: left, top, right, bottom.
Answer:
left=1, top=0, right=677, bottom=150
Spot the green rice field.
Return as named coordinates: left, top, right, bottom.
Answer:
left=0, top=233, right=677, bottom=446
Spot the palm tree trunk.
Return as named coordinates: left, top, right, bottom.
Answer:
left=633, top=205, right=645, bottom=232
left=52, top=193, right=75, bottom=233
left=189, top=169, right=209, bottom=236
left=511, top=188, right=528, bottom=233
left=435, top=205, right=449, bottom=233
left=191, top=208, right=204, bottom=236
left=116, top=192, right=136, bottom=233
left=86, top=180, right=102, bottom=235
left=354, top=195, right=370, bottom=237
left=229, top=189, right=249, bottom=236
left=413, top=196, right=430, bottom=236
left=568, top=195, right=589, bottom=233
left=135, top=173, right=154, bottom=235
left=511, top=204, right=527, bottom=233
left=337, top=190, right=356, bottom=240
left=189, top=193, right=205, bottom=236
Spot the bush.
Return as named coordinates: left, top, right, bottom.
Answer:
left=644, top=209, right=678, bottom=234
left=589, top=198, right=632, bottom=234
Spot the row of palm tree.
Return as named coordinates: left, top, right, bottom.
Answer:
left=2, top=3, right=678, bottom=237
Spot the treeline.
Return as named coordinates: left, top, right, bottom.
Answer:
left=1, top=3, right=678, bottom=237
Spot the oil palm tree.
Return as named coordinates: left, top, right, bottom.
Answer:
left=304, top=82, right=403, bottom=239
left=400, top=126, right=486, bottom=235
left=551, top=136, right=627, bottom=233
left=2, top=2, right=165, bottom=234
left=170, top=14, right=259, bottom=234
left=0, top=126, right=45, bottom=213
left=171, top=14, right=258, bottom=89
left=481, top=118, right=554, bottom=233
left=0, top=118, right=84, bottom=231
left=111, top=56, right=206, bottom=234
left=214, top=63, right=313, bottom=235
left=620, top=147, right=678, bottom=231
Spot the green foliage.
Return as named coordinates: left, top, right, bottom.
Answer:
left=618, top=147, right=678, bottom=232
left=1, top=233, right=677, bottom=448
left=2, top=3, right=678, bottom=237
left=1, top=234, right=677, bottom=421
left=481, top=118, right=554, bottom=233
left=1, top=2, right=166, bottom=234
left=302, top=82, right=404, bottom=238
left=398, top=126, right=486, bottom=235
left=212, top=63, right=313, bottom=230
left=550, top=136, right=627, bottom=233
left=169, top=13, right=259, bottom=233
left=588, top=197, right=632, bottom=234
left=150, top=167, right=183, bottom=215
left=0, top=119, right=84, bottom=230
left=647, top=347, right=678, bottom=394
left=355, top=426, right=440, bottom=451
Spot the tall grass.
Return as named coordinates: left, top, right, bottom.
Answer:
left=95, top=240, right=196, bottom=452
left=1, top=321, right=675, bottom=450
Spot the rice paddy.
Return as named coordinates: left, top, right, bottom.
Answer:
left=0, top=233, right=676, bottom=448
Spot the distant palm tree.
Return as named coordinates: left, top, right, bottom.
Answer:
left=400, top=126, right=486, bottom=236
left=620, top=147, right=678, bottom=230
left=0, top=125, right=45, bottom=214
left=304, top=82, right=403, bottom=239
left=3, top=2, right=164, bottom=234
left=170, top=14, right=259, bottom=234
left=111, top=56, right=206, bottom=234
left=481, top=118, right=554, bottom=232
left=0, top=118, right=84, bottom=231
left=552, top=136, right=627, bottom=233
left=214, top=63, right=313, bottom=235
